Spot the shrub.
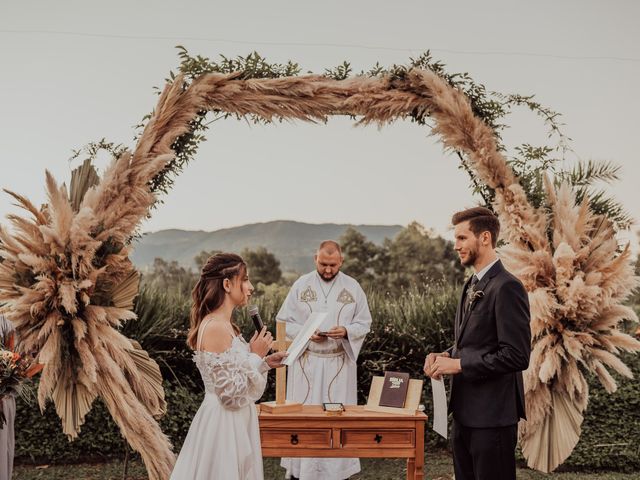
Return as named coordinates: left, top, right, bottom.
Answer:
left=14, top=286, right=640, bottom=471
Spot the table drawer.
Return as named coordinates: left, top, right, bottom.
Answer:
left=341, top=429, right=415, bottom=447
left=261, top=429, right=332, bottom=449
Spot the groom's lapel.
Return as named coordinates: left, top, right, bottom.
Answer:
left=455, top=275, right=474, bottom=342
left=457, top=260, right=504, bottom=344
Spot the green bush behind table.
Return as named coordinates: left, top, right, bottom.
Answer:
left=15, top=286, right=640, bottom=472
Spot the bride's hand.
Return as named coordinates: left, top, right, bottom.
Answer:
left=250, top=327, right=273, bottom=358
left=265, top=351, right=288, bottom=369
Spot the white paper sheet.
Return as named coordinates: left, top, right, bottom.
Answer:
left=431, top=377, right=448, bottom=439
left=282, top=312, right=328, bottom=366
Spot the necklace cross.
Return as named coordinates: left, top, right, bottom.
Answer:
left=319, top=277, right=337, bottom=304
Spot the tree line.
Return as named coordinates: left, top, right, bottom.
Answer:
left=142, top=221, right=465, bottom=295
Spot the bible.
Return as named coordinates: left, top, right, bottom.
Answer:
left=378, top=371, right=411, bottom=408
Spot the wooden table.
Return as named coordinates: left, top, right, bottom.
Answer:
left=259, top=405, right=427, bottom=480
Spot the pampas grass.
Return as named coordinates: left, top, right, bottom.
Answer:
left=0, top=110, right=180, bottom=478
left=1, top=65, right=637, bottom=477
left=416, top=73, right=640, bottom=472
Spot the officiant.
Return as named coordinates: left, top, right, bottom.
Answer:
left=277, top=240, right=372, bottom=480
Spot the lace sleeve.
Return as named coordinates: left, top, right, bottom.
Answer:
left=199, top=349, right=269, bottom=410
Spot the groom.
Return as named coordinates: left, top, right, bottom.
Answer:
left=424, top=207, right=531, bottom=480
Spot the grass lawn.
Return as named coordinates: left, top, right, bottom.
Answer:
left=15, top=451, right=639, bottom=480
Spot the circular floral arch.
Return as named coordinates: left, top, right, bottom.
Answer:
left=1, top=64, right=637, bottom=479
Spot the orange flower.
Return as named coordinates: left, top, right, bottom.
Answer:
left=12, top=352, right=20, bottom=362
left=25, top=363, right=44, bottom=378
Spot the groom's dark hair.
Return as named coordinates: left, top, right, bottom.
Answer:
left=452, top=207, right=500, bottom=248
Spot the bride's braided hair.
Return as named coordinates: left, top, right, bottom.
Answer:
left=187, top=252, right=246, bottom=349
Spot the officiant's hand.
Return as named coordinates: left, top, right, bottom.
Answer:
left=265, top=351, right=288, bottom=369
left=310, top=330, right=327, bottom=343
left=325, top=326, right=347, bottom=339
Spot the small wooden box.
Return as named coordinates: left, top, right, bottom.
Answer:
left=260, top=400, right=304, bottom=414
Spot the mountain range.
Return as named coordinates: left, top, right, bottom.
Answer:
left=130, top=220, right=403, bottom=273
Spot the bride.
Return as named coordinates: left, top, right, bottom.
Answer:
left=171, top=252, right=287, bottom=480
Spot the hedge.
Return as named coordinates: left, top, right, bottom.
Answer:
left=13, top=286, right=640, bottom=472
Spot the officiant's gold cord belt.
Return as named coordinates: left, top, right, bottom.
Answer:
left=305, top=349, right=345, bottom=358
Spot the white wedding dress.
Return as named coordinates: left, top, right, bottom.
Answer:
left=170, top=328, right=269, bottom=480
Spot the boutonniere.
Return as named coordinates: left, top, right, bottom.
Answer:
left=469, top=289, right=484, bottom=308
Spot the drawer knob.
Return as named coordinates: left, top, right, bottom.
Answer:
left=291, top=434, right=299, bottom=445
left=374, top=434, right=383, bottom=444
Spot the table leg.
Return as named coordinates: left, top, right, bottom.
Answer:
left=407, top=457, right=415, bottom=480
left=415, top=419, right=425, bottom=480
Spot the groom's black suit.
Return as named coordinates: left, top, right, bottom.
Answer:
left=447, top=260, right=531, bottom=480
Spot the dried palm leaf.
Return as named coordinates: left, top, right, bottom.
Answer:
left=51, top=369, right=99, bottom=439
left=109, top=270, right=140, bottom=311
left=521, top=389, right=583, bottom=473
left=69, top=159, right=100, bottom=212
left=128, top=340, right=167, bottom=419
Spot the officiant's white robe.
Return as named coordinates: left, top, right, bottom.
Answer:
left=277, top=271, right=372, bottom=480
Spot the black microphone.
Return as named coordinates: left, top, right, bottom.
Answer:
left=248, top=305, right=265, bottom=332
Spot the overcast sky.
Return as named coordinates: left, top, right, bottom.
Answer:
left=1, top=1, right=638, bottom=251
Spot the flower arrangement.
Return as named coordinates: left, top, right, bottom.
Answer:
left=0, top=332, right=43, bottom=426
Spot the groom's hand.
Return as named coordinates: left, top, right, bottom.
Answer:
left=424, top=352, right=453, bottom=379
left=427, top=354, right=462, bottom=379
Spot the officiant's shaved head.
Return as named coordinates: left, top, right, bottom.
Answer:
left=315, top=240, right=343, bottom=282
left=317, top=240, right=342, bottom=256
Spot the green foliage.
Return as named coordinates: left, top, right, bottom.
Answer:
left=14, top=379, right=204, bottom=464
left=193, top=249, right=219, bottom=271
left=324, top=61, right=352, bottom=80
left=69, top=138, right=128, bottom=169
left=240, top=246, right=283, bottom=286
left=484, top=147, right=631, bottom=230
left=174, top=47, right=302, bottom=82
left=141, top=257, right=196, bottom=297
left=339, top=227, right=385, bottom=287
left=507, top=145, right=557, bottom=209
left=14, top=286, right=640, bottom=471
left=121, top=285, right=192, bottom=381
left=195, top=247, right=284, bottom=286
left=573, top=188, right=633, bottom=230
left=15, top=394, right=126, bottom=463
left=381, top=222, right=465, bottom=291
left=340, top=223, right=464, bottom=293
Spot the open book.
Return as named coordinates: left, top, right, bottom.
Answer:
left=282, top=312, right=328, bottom=367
